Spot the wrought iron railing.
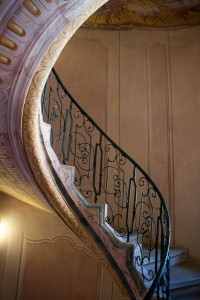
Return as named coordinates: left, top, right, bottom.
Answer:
left=41, top=67, right=170, bottom=299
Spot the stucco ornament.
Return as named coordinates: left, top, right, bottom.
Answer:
left=84, top=0, right=200, bottom=29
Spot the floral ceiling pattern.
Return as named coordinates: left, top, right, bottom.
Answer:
left=84, top=0, right=200, bottom=29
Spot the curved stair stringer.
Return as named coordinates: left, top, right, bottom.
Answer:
left=41, top=119, right=147, bottom=300
left=23, top=97, right=146, bottom=299
left=23, top=113, right=134, bottom=299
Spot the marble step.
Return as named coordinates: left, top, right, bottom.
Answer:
left=170, top=262, right=200, bottom=299
left=140, top=247, right=188, bottom=270
left=137, top=247, right=189, bottom=290
left=110, top=233, right=188, bottom=272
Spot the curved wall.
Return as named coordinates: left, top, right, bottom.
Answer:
left=55, top=26, right=200, bottom=261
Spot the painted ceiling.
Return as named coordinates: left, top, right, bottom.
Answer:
left=83, top=0, right=200, bottom=29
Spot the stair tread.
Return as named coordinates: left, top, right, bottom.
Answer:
left=169, top=247, right=188, bottom=257
left=170, top=262, right=200, bottom=289
left=137, top=247, right=187, bottom=266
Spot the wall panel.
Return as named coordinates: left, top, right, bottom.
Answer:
left=18, top=238, right=100, bottom=300
left=148, top=43, right=170, bottom=206
left=0, top=193, right=123, bottom=300
left=54, top=27, right=200, bottom=261
left=55, top=29, right=120, bottom=142
left=169, top=28, right=200, bottom=258
left=120, top=31, right=148, bottom=171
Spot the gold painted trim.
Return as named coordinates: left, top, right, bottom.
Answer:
left=22, top=1, right=130, bottom=299
left=86, top=9, right=200, bottom=28
left=0, top=54, right=11, bottom=65
left=0, top=36, right=17, bottom=50
left=85, top=1, right=200, bottom=29
left=23, top=0, right=41, bottom=17
left=7, top=20, right=26, bottom=37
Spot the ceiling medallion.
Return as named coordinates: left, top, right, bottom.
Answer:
left=84, top=0, right=200, bottom=29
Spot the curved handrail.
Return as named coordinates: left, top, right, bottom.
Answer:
left=42, top=67, right=170, bottom=299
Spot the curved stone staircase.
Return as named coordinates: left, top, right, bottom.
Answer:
left=39, top=68, right=171, bottom=299
left=1, top=1, right=200, bottom=299
left=40, top=69, right=200, bottom=300
left=41, top=120, right=146, bottom=299
left=0, top=1, right=171, bottom=299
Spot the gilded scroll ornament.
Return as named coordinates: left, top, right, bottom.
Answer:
left=84, top=0, right=200, bottom=29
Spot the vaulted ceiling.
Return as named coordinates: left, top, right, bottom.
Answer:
left=84, top=0, right=200, bottom=30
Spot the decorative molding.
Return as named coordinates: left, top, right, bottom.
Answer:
left=22, top=0, right=41, bottom=17
left=0, top=54, right=10, bottom=65
left=23, top=233, right=97, bottom=258
left=147, top=42, right=171, bottom=210
left=165, top=35, right=175, bottom=245
left=16, top=234, right=98, bottom=299
left=146, top=44, right=150, bottom=176
left=0, top=36, right=18, bottom=50
left=6, top=20, right=26, bottom=37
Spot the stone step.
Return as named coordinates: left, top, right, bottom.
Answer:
left=171, top=284, right=200, bottom=300
left=109, top=233, right=188, bottom=272
left=170, top=261, right=200, bottom=290
left=170, top=262, right=200, bottom=299
left=137, top=247, right=189, bottom=290
left=141, top=247, right=188, bottom=270
left=169, top=248, right=189, bottom=267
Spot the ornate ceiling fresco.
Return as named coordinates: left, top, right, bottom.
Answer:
left=84, top=0, right=200, bottom=29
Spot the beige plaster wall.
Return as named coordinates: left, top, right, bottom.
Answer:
left=55, top=27, right=200, bottom=261
left=0, top=192, right=123, bottom=300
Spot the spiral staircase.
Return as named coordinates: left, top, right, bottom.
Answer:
left=40, top=67, right=171, bottom=299
left=0, top=1, right=172, bottom=299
